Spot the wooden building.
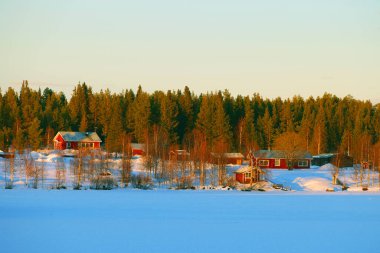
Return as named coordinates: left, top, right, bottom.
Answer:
left=312, top=153, right=353, bottom=168
left=211, top=153, right=245, bottom=165
left=251, top=150, right=312, bottom=169
left=131, top=143, right=145, bottom=156
left=234, top=166, right=265, bottom=184
left=53, top=132, right=102, bottom=150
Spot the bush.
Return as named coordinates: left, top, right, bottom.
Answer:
left=5, top=181, right=13, bottom=189
left=175, top=176, right=194, bottom=190
left=73, top=183, right=82, bottom=190
left=91, top=175, right=116, bottom=190
left=223, top=175, right=236, bottom=189
left=131, top=174, right=153, bottom=190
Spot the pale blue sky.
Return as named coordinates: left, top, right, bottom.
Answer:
left=0, top=0, right=379, bottom=101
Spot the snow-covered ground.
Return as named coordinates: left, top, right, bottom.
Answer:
left=1, top=151, right=380, bottom=252
left=1, top=150, right=379, bottom=192
left=0, top=190, right=379, bottom=253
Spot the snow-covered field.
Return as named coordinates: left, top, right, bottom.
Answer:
left=1, top=190, right=379, bottom=253
left=1, top=151, right=380, bottom=252
left=1, top=150, right=380, bottom=192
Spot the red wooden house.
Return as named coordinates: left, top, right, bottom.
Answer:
left=131, top=143, right=145, bottom=156
left=251, top=150, right=312, bottom=169
left=53, top=132, right=102, bottom=150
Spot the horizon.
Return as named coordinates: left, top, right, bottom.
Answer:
left=1, top=81, right=379, bottom=104
left=0, top=0, right=379, bottom=103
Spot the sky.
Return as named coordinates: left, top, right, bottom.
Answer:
left=0, top=0, right=379, bottom=102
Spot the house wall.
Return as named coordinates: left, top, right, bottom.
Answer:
left=235, top=173, right=244, bottom=183
left=226, top=158, right=243, bottom=165
left=132, top=148, right=144, bottom=156
left=54, top=134, right=101, bottom=150
left=54, top=134, right=66, bottom=150
left=256, top=158, right=310, bottom=169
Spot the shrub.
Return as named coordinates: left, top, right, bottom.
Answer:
left=131, top=174, right=153, bottom=190
left=175, top=176, right=194, bottom=190
left=5, top=181, right=13, bottom=189
left=91, top=174, right=116, bottom=190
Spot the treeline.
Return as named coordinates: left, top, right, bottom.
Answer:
left=0, top=81, right=379, bottom=162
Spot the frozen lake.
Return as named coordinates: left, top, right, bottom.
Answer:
left=1, top=190, right=379, bottom=253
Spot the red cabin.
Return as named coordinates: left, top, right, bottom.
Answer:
left=234, top=166, right=265, bottom=184
left=131, top=143, right=145, bottom=156
left=53, top=131, right=102, bottom=150
left=251, top=150, right=312, bottom=169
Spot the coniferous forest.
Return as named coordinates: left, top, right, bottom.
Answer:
left=0, top=81, right=379, bottom=163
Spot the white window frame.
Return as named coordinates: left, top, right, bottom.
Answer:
left=275, top=159, right=281, bottom=167
left=66, top=142, right=71, bottom=148
left=245, top=172, right=251, bottom=178
left=298, top=160, right=308, bottom=167
left=259, top=160, right=269, bottom=166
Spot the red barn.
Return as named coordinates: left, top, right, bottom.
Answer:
left=131, top=143, right=145, bottom=156
left=251, top=150, right=312, bottom=169
left=53, top=131, right=102, bottom=150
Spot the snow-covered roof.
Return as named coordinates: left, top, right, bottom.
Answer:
left=312, top=153, right=336, bottom=159
left=253, top=150, right=312, bottom=159
left=234, top=166, right=265, bottom=174
left=170, top=150, right=190, bottom=156
left=235, top=166, right=253, bottom=173
left=55, top=132, right=102, bottom=142
left=131, top=143, right=145, bottom=150
left=211, top=153, right=244, bottom=159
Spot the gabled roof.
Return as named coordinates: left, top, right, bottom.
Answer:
left=170, top=150, right=190, bottom=156
left=234, top=166, right=265, bottom=174
left=234, top=166, right=253, bottom=173
left=54, top=132, right=102, bottom=142
left=131, top=143, right=145, bottom=150
left=253, top=150, right=312, bottom=159
left=211, top=152, right=244, bottom=159
left=312, top=153, right=336, bottom=159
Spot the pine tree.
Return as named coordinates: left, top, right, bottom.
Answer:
left=107, top=96, right=124, bottom=152
left=178, top=86, right=194, bottom=145
left=196, top=94, right=214, bottom=146
left=242, top=96, right=256, bottom=151
left=160, top=91, right=179, bottom=145
left=27, top=118, right=42, bottom=150
left=312, top=104, right=327, bottom=154
left=261, top=108, right=273, bottom=150
left=131, top=86, right=151, bottom=143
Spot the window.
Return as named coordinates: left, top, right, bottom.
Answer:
left=275, top=159, right=281, bottom=167
left=259, top=160, right=269, bottom=166
left=298, top=160, right=308, bottom=167
left=245, top=173, right=251, bottom=178
left=66, top=142, right=71, bottom=148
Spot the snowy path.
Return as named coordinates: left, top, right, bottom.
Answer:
left=1, top=190, right=379, bottom=253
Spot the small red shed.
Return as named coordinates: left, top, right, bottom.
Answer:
left=53, top=131, right=102, bottom=150
left=234, top=166, right=265, bottom=184
left=131, top=143, right=145, bottom=156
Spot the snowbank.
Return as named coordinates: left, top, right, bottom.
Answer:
left=293, top=177, right=333, bottom=191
